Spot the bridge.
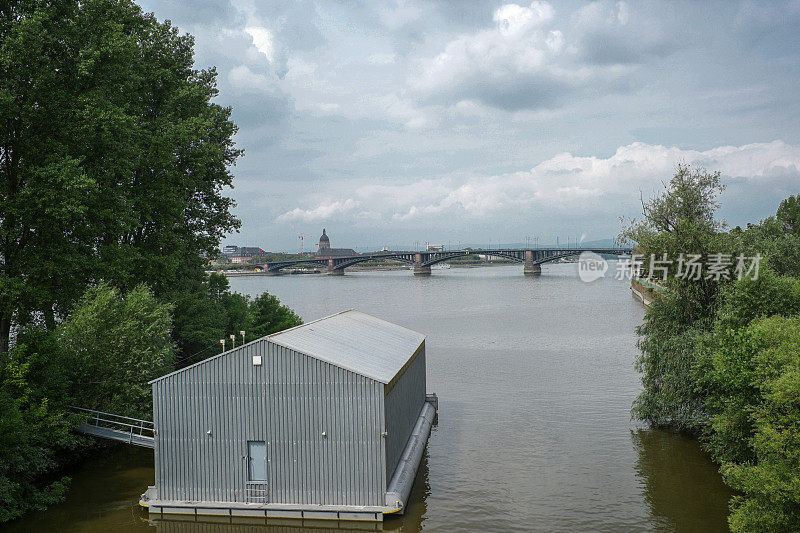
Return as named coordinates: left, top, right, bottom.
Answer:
left=262, top=247, right=632, bottom=276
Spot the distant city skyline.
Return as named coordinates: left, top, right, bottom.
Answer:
left=135, top=0, right=800, bottom=250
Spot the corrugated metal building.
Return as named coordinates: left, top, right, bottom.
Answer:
left=141, top=310, right=437, bottom=522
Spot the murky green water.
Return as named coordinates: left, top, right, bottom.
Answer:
left=2, top=263, right=732, bottom=532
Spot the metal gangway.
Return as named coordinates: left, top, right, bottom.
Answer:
left=71, top=406, right=155, bottom=448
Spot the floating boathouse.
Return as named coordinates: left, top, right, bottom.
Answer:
left=140, top=309, right=437, bottom=521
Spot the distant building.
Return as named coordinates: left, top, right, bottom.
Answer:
left=238, top=247, right=266, bottom=257
left=315, top=229, right=358, bottom=258
left=228, top=246, right=267, bottom=264
left=223, top=245, right=238, bottom=255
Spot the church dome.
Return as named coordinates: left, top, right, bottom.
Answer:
left=318, top=228, right=331, bottom=250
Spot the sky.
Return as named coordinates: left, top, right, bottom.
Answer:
left=136, top=0, right=800, bottom=252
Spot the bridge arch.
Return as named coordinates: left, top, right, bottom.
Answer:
left=531, top=251, right=581, bottom=265
left=330, top=255, right=413, bottom=271
left=264, top=259, right=326, bottom=273
left=532, top=249, right=629, bottom=265
left=421, top=251, right=524, bottom=267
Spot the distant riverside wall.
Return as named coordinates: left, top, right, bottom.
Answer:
left=630, top=276, right=665, bottom=306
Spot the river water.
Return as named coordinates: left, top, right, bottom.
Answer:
left=2, top=263, right=732, bottom=532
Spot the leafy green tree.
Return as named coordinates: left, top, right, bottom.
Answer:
left=170, top=273, right=251, bottom=361
left=776, top=195, right=800, bottom=236
left=620, top=165, right=730, bottom=429
left=697, top=316, right=800, bottom=532
left=620, top=164, right=730, bottom=322
left=58, top=283, right=175, bottom=418
left=632, top=298, right=707, bottom=430
left=0, top=0, right=241, bottom=353
left=0, top=330, right=76, bottom=522
left=714, top=269, right=800, bottom=331
left=694, top=272, right=800, bottom=465
left=733, top=208, right=800, bottom=279
left=248, top=293, right=302, bottom=340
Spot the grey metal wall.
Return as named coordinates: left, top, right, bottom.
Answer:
left=152, top=339, right=386, bottom=507
left=383, top=345, right=426, bottom=480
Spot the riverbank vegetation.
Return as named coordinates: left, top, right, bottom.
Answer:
left=621, top=165, right=800, bottom=531
left=0, top=0, right=300, bottom=522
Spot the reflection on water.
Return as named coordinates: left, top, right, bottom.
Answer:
left=632, top=430, right=733, bottom=532
left=0, top=445, right=155, bottom=533
left=1, top=264, right=734, bottom=532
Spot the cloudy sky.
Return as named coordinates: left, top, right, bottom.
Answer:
left=137, top=0, right=800, bottom=251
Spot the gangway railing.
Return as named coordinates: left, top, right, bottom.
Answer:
left=70, top=406, right=155, bottom=448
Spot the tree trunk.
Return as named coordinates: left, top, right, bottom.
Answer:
left=0, top=313, right=11, bottom=358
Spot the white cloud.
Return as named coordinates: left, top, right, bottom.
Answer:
left=244, top=26, right=276, bottom=62
left=277, top=140, right=800, bottom=224
left=494, top=1, right=554, bottom=35
left=276, top=199, right=360, bottom=222
left=408, top=2, right=617, bottom=110
left=412, top=2, right=560, bottom=92
left=228, top=64, right=272, bottom=88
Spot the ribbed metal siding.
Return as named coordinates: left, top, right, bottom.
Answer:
left=383, top=346, right=427, bottom=480
left=153, top=339, right=386, bottom=506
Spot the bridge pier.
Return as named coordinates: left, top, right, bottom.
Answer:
left=413, top=264, right=431, bottom=276
left=327, top=259, right=344, bottom=275
left=413, top=254, right=431, bottom=276
left=524, top=262, right=542, bottom=276
left=524, top=251, right=542, bottom=276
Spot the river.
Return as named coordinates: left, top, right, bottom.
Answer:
left=1, top=263, right=732, bottom=532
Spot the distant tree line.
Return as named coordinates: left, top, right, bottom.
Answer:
left=621, top=165, right=800, bottom=532
left=0, top=0, right=300, bottom=521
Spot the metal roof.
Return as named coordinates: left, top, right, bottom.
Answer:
left=268, top=310, right=425, bottom=384
left=150, top=309, right=424, bottom=385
